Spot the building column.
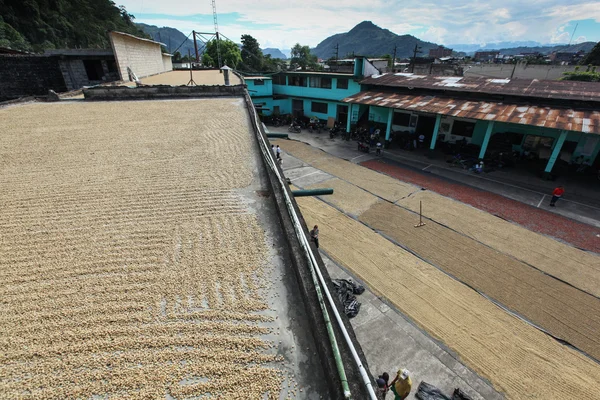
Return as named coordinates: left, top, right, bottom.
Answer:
left=478, top=121, right=495, bottom=159
left=429, top=114, right=442, bottom=150
left=346, top=104, right=353, bottom=133
left=545, top=130, right=568, bottom=173
left=385, top=108, right=394, bottom=141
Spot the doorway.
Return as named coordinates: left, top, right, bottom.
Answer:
left=337, top=105, right=349, bottom=125
left=292, top=99, right=304, bottom=118
left=415, top=115, right=437, bottom=140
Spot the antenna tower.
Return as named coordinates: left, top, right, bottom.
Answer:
left=212, top=0, right=222, bottom=68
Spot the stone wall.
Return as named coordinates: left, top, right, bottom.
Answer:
left=83, top=84, right=245, bottom=100
left=58, top=59, right=119, bottom=91
left=0, top=56, right=67, bottom=101
left=109, top=31, right=172, bottom=80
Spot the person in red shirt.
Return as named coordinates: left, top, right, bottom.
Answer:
left=550, top=186, right=565, bottom=207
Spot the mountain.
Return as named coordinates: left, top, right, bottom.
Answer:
left=449, top=41, right=542, bottom=53
left=311, top=21, right=439, bottom=59
left=0, top=0, right=147, bottom=52
left=136, top=23, right=195, bottom=56
left=262, top=48, right=287, bottom=59
left=448, top=41, right=595, bottom=56
left=489, top=42, right=596, bottom=56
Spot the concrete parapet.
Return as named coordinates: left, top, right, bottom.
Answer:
left=83, top=84, right=245, bottom=100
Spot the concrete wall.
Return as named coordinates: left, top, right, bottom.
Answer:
left=109, top=31, right=172, bottom=80
left=0, top=56, right=67, bottom=101
left=162, top=54, right=173, bottom=72
left=464, top=62, right=579, bottom=80
left=247, top=79, right=273, bottom=97
left=412, top=64, right=463, bottom=76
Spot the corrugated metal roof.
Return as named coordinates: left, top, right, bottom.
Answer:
left=360, top=74, right=600, bottom=102
left=343, top=91, right=600, bottom=134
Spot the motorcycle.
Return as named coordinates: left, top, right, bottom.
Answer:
left=329, top=122, right=342, bottom=139
left=308, top=118, right=322, bottom=133
left=288, top=120, right=301, bottom=133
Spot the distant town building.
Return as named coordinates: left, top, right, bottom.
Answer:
left=473, top=51, right=500, bottom=62
left=429, top=46, right=453, bottom=58
left=549, top=51, right=586, bottom=65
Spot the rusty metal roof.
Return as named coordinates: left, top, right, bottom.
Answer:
left=343, top=91, right=600, bottom=134
left=360, top=74, right=600, bottom=102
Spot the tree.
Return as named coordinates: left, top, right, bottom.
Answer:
left=202, top=53, right=214, bottom=67
left=240, top=34, right=263, bottom=72
left=262, top=54, right=287, bottom=72
left=290, top=43, right=318, bottom=70
left=581, top=42, right=600, bottom=66
left=205, top=38, right=242, bottom=68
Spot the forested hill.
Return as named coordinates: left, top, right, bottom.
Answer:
left=0, top=0, right=148, bottom=52
left=136, top=23, right=196, bottom=56
left=312, top=21, right=439, bottom=59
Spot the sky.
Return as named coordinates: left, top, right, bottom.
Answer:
left=120, top=0, right=600, bottom=49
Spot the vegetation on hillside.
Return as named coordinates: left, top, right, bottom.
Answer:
left=581, top=42, right=600, bottom=65
left=562, top=65, right=600, bottom=82
left=0, top=0, right=148, bottom=52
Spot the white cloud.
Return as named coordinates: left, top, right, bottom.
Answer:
left=122, top=0, right=600, bottom=46
left=551, top=31, right=571, bottom=43
left=575, top=35, right=587, bottom=43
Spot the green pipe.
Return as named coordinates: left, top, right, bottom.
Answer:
left=266, top=133, right=289, bottom=138
left=308, top=256, right=352, bottom=398
left=292, top=188, right=334, bottom=197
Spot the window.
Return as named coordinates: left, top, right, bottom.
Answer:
left=289, top=76, right=306, bottom=86
left=393, top=112, right=411, bottom=126
left=272, top=74, right=286, bottom=85
left=311, top=102, right=328, bottom=114
left=309, top=76, right=332, bottom=88
left=83, top=60, right=104, bottom=81
left=451, top=120, right=476, bottom=137
left=336, top=78, right=349, bottom=89
left=253, top=79, right=265, bottom=85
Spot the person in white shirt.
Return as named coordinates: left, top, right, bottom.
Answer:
left=376, top=142, right=382, bottom=156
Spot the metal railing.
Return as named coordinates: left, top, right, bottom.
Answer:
left=244, top=92, right=377, bottom=400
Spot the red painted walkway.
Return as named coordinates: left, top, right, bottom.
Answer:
left=361, top=159, right=600, bottom=254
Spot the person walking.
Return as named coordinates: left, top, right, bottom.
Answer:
left=276, top=145, right=282, bottom=161
left=376, top=141, right=382, bottom=156
left=309, top=225, right=319, bottom=248
left=549, top=185, right=565, bottom=207
left=375, top=372, right=390, bottom=399
left=390, top=369, right=412, bottom=400
left=271, top=144, right=276, bottom=159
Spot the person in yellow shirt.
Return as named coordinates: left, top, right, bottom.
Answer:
left=390, top=368, right=412, bottom=400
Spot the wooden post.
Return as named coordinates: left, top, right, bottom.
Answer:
left=414, top=201, right=426, bottom=228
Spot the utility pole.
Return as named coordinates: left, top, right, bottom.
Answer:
left=411, top=43, right=422, bottom=73
left=193, top=31, right=199, bottom=62
left=392, top=45, right=397, bottom=72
